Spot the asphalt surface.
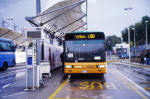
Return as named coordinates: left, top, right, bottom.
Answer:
left=0, top=61, right=150, bottom=99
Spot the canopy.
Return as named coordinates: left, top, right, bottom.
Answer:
left=26, top=0, right=87, bottom=39
left=0, top=27, right=24, bottom=45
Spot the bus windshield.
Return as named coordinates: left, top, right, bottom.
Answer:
left=65, top=40, right=106, bottom=62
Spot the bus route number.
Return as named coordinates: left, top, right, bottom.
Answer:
left=88, top=34, right=95, bottom=39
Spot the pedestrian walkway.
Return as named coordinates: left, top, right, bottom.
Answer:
left=111, top=59, right=150, bottom=68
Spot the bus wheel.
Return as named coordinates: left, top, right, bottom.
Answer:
left=2, top=63, right=8, bottom=71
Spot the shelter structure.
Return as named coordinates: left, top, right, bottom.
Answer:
left=26, top=0, right=87, bottom=39
left=0, top=27, right=24, bottom=46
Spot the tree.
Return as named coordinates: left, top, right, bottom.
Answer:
left=106, top=35, right=121, bottom=51
left=121, top=16, right=150, bottom=46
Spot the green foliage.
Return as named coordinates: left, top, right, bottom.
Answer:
left=106, top=35, right=121, bottom=51
left=121, top=16, right=150, bottom=46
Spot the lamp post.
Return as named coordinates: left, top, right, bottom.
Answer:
left=145, top=20, right=148, bottom=49
left=128, top=28, right=131, bottom=61
left=132, top=27, right=136, bottom=57
left=124, top=7, right=133, bottom=62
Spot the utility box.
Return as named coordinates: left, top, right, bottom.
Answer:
left=40, top=61, right=51, bottom=77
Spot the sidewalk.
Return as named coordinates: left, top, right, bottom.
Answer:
left=111, top=59, right=150, bottom=68
left=16, top=62, right=25, bottom=66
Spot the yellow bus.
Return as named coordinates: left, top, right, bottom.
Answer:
left=63, top=31, right=107, bottom=75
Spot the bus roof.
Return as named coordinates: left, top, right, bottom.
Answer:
left=0, top=37, right=12, bottom=42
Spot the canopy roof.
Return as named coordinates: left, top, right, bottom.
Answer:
left=0, top=27, right=24, bottom=45
left=26, top=0, right=87, bottom=39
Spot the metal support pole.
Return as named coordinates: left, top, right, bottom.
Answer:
left=25, top=39, right=28, bottom=90
left=132, top=28, right=136, bottom=57
left=36, top=0, right=41, bottom=66
left=2, top=16, right=5, bottom=27
left=32, top=41, right=35, bottom=90
left=134, top=29, right=136, bottom=57
left=146, top=21, right=148, bottom=49
left=128, top=28, right=131, bottom=61
left=86, top=0, right=88, bottom=30
left=36, top=0, right=41, bottom=15
left=36, top=40, right=41, bottom=65
left=134, top=29, right=135, bottom=48
left=13, top=20, right=16, bottom=31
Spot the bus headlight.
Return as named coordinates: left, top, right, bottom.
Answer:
left=97, top=65, right=105, bottom=68
left=65, top=65, right=73, bottom=68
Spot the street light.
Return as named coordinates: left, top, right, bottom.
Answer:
left=145, top=20, right=148, bottom=49
left=128, top=28, right=131, bottom=61
left=124, top=7, right=133, bottom=62
left=132, top=27, right=136, bottom=57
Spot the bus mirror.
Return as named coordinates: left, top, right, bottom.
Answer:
left=14, top=45, right=17, bottom=51
left=15, top=45, right=17, bottom=48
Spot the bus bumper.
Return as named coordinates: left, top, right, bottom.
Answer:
left=64, top=68, right=107, bottom=74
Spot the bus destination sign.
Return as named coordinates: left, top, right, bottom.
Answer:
left=75, top=34, right=95, bottom=39
left=65, top=32, right=105, bottom=40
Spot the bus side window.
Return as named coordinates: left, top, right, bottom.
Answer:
left=11, top=42, right=15, bottom=52
left=7, top=42, right=15, bottom=52
left=1, top=41, right=8, bottom=51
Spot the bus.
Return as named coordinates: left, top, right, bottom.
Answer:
left=63, top=31, right=107, bottom=75
left=116, top=48, right=129, bottom=59
left=0, top=38, right=16, bottom=70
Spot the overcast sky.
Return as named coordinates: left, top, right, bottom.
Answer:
left=88, top=0, right=150, bottom=37
left=0, top=0, right=150, bottom=37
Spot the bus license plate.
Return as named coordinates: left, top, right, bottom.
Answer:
left=82, top=70, right=88, bottom=73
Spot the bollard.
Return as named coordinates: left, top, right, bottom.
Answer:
left=146, top=58, right=149, bottom=65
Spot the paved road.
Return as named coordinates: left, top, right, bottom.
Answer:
left=0, top=62, right=150, bottom=99
left=48, top=63, right=150, bottom=99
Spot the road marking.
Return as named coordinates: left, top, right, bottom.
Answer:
left=79, top=82, right=90, bottom=90
left=2, top=83, right=10, bottom=89
left=48, top=79, right=69, bottom=99
left=0, top=69, right=25, bottom=78
left=53, top=98, right=96, bottom=99
left=9, top=65, right=25, bottom=70
left=104, top=82, right=117, bottom=90
left=0, top=66, right=25, bottom=75
left=145, top=88, right=150, bottom=90
left=91, top=82, right=103, bottom=90
left=2, top=92, right=26, bottom=98
left=16, top=72, right=25, bottom=78
left=79, top=81, right=117, bottom=90
left=115, top=70, right=150, bottom=99
left=107, top=61, right=120, bottom=63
